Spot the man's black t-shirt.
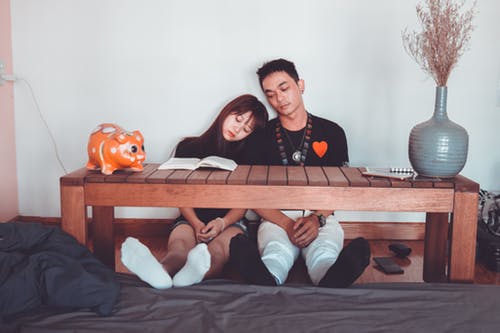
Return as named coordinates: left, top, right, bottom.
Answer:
left=242, top=114, right=349, bottom=167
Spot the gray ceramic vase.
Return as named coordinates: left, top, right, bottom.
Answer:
left=408, top=86, right=468, bottom=178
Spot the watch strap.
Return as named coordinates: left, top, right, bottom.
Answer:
left=312, top=212, right=326, bottom=227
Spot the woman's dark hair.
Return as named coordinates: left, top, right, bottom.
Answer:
left=180, top=94, right=268, bottom=159
left=257, top=58, right=300, bottom=89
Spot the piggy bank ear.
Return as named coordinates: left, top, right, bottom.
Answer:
left=115, top=133, right=128, bottom=143
left=133, top=130, right=144, bottom=142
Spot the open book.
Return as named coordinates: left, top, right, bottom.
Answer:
left=362, top=167, right=415, bottom=180
left=158, top=156, right=237, bottom=171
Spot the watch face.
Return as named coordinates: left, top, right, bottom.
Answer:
left=312, top=213, right=326, bottom=227
left=319, top=215, right=326, bottom=227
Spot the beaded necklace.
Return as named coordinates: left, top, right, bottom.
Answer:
left=275, top=112, right=313, bottom=166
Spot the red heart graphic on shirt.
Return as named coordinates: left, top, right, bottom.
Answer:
left=312, top=141, right=328, bottom=158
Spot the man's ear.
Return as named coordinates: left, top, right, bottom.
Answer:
left=298, top=79, right=305, bottom=93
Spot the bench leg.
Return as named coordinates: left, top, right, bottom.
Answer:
left=423, top=212, right=449, bottom=282
left=448, top=191, right=478, bottom=283
left=61, top=184, right=87, bottom=246
left=92, top=206, right=115, bottom=269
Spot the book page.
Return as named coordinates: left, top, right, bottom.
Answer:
left=197, top=156, right=237, bottom=171
left=158, top=157, right=200, bottom=170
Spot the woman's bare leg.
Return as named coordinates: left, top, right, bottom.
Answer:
left=205, top=227, right=243, bottom=279
left=160, top=224, right=197, bottom=276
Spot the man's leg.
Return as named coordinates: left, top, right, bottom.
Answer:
left=302, top=215, right=370, bottom=287
left=301, top=215, right=344, bottom=285
left=230, top=219, right=299, bottom=285
left=258, top=221, right=300, bottom=285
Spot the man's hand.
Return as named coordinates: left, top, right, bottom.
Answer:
left=292, top=215, right=320, bottom=248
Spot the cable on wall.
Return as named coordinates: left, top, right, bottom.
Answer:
left=1, top=74, right=68, bottom=174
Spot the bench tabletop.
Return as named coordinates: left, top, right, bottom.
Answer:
left=60, top=164, right=478, bottom=193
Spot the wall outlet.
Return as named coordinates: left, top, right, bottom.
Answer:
left=0, top=58, right=5, bottom=85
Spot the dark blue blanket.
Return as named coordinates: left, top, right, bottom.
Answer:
left=0, top=222, right=120, bottom=321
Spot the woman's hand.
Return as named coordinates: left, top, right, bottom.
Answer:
left=197, top=217, right=225, bottom=243
left=192, top=222, right=207, bottom=243
left=284, top=223, right=300, bottom=247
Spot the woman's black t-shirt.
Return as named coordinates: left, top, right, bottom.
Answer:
left=174, top=138, right=238, bottom=224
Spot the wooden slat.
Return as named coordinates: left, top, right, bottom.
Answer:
left=305, top=166, right=328, bottom=186
left=342, top=221, right=425, bottom=240
left=105, top=169, right=136, bottom=183
left=187, top=170, right=211, bottom=184
left=247, top=165, right=268, bottom=185
left=85, top=170, right=107, bottom=183
left=268, top=165, right=287, bottom=185
left=166, top=170, right=193, bottom=184
left=145, top=169, right=175, bottom=184
left=227, top=165, right=251, bottom=185
left=389, top=178, right=413, bottom=188
left=365, top=176, right=392, bottom=188
left=126, top=163, right=159, bottom=183
left=341, top=167, right=370, bottom=187
left=287, top=166, right=308, bottom=185
left=409, top=176, right=437, bottom=188
left=207, top=170, right=231, bottom=184
left=322, top=166, right=349, bottom=186
left=431, top=177, right=455, bottom=188
left=357, top=167, right=390, bottom=187
left=60, top=167, right=89, bottom=186
left=453, top=174, right=480, bottom=193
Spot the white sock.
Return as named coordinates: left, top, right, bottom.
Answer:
left=120, top=237, right=172, bottom=289
left=173, top=243, right=211, bottom=287
left=261, top=241, right=297, bottom=285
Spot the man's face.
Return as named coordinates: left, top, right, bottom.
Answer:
left=262, top=71, right=304, bottom=118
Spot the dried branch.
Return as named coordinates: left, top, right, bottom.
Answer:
left=402, top=0, right=476, bottom=86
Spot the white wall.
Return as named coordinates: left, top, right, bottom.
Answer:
left=10, top=0, right=500, bottom=219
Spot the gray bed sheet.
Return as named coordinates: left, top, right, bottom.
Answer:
left=3, top=273, right=500, bottom=333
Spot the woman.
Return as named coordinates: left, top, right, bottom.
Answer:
left=121, top=94, right=268, bottom=289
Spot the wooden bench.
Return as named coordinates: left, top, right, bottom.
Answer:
left=60, top=164, right=479, bottom=283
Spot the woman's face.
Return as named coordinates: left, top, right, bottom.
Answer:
left=222, top=111, right=255, bottom=142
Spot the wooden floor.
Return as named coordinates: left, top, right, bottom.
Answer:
left=114, top=236, right=500, bottom=285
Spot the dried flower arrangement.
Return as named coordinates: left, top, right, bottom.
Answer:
left=402, top=0, right=476, bottom=86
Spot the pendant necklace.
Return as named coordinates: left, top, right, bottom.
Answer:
left=275, top=112, right=313, bottom=166
left=285, top=128, right=306, bottom=163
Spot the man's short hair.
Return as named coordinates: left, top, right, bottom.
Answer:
left=257, top=58, right=300, bottom=89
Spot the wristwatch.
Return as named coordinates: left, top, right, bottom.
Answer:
left=312, top=212, right=327, bottom=228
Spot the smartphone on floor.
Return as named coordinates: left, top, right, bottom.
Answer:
left=373, top=256, right=404, bottom=274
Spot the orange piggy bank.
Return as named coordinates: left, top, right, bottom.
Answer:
left=86, top=123, right=146, bottom=175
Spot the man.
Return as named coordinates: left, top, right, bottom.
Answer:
left=229, top=58, right=370, bottom=287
